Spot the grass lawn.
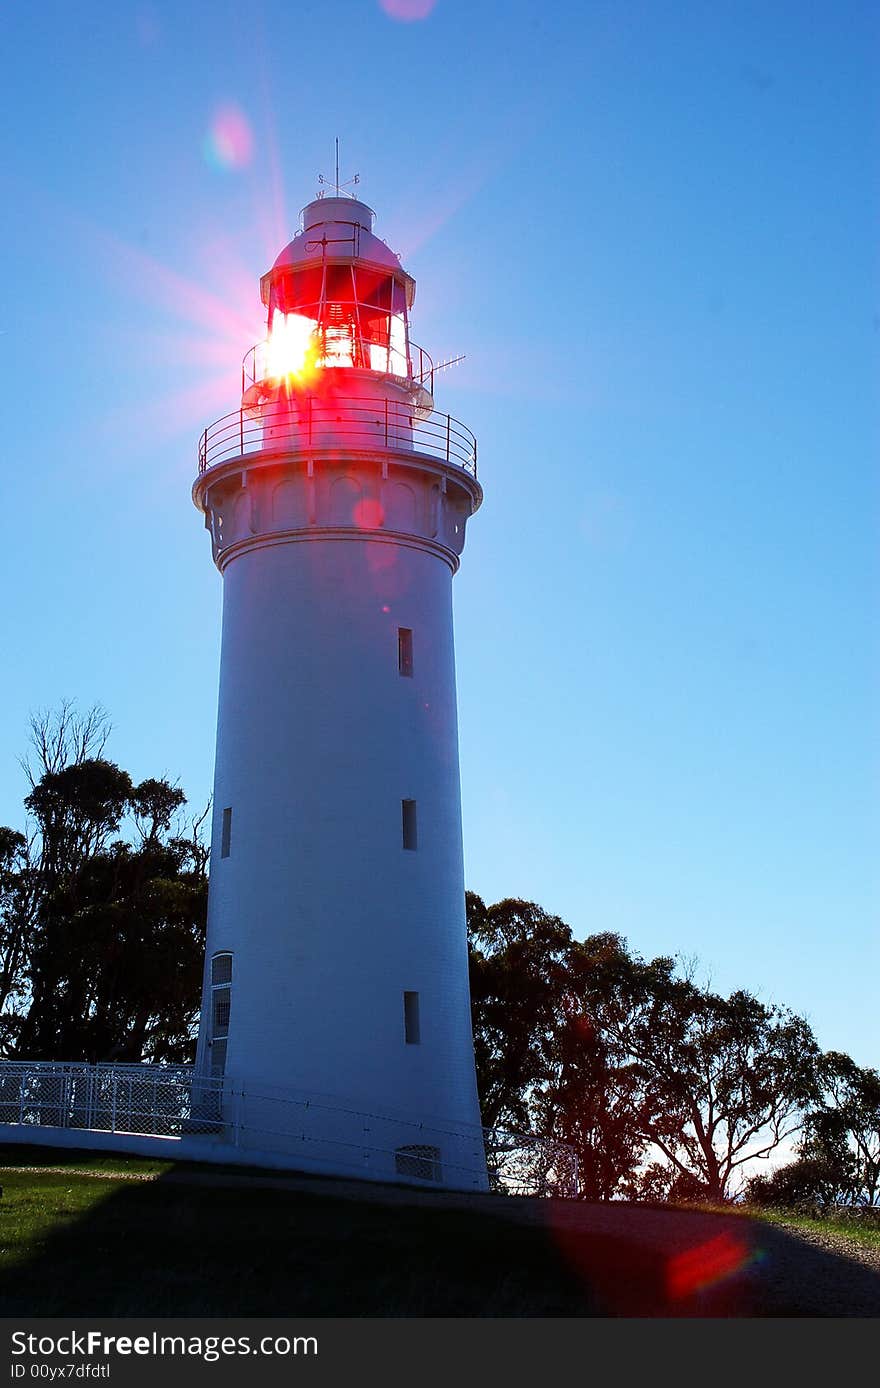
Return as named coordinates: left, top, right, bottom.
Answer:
left=0, top=1146, right=597, bottom=1316
left=742, top=1205, right=880, bottom=1252
left=0, top=1147, right=175, bottom=1177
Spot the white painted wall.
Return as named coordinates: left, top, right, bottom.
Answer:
left=193, top=444, right=486, bottom=1186
left=0, top=1114, right=488, bottom=1190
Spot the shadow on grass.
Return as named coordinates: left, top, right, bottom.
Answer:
left=0, top=1162, right=600, bottom=1317
left=2, top=1150, right=880, bottom=1317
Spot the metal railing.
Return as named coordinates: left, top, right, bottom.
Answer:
left=198, top=395, right=477, bottom=477
left=0, top=1061, right=222, bottom=1137
left=241, top=338, right=435, bottom=396
left=409, top=340, right=435, bottom=390
left=484, top=1127, right=580, bottom=1200
left=0, top=1060, right=577, bottom=1197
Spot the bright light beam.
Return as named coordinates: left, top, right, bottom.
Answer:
left=266, top=313, right=319, bottom=379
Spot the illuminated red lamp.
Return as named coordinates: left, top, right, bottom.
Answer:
left=243, top=195, right=429, bottom=408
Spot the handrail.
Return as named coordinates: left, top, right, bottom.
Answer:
left=198, top=394, right=477, bottom=478
left=409, top=339, right=435, bottom=388
left=242, top=338, right=435, bottom=395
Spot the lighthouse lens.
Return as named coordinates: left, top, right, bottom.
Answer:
left=322, top=325, right=355, bottom=369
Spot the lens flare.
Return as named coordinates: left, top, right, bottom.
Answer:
left=353, top=499, right=385, bottom=530
left=204, top=105, right=254, bottom=170
left=266, top=313, right=319, bottom=379
left=379, top=0, right=437, bottom=20
left=666, top=1232, right=757, bottom=1301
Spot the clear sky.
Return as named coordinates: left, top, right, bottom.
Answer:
left=0, top=2, right=876, bottom=1066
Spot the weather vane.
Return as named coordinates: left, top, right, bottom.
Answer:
left=317, top=138, right=360, bottom=198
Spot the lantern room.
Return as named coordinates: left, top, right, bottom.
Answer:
left=243, top=196, right=433, bottom=409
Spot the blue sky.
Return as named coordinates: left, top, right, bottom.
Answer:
left=1, top=1, right=876, bottom=1065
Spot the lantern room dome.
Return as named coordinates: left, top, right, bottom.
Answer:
left=262, top=197, right=415, bottom=311
left=302, top=196, right=375, bottom=234
left=250, top=191, right=428, bottom=408
left=267, top=196, right=409, bottom=285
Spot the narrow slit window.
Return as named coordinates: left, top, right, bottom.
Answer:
left=398, top=627, right=413, bottom=677
left=220, top=807, right=232, bottom=858
left=404, top=990, right=420, bottom=1044
left=402, top=799, right=417, bottom=850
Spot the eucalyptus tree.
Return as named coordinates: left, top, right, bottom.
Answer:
left=467, top=893, right=575, bottom=1130
left=618, top=973, right=819, bottom=1202
left=748, top=1052, right=880, bottom=1208
left=467, top=892, right=820, bottom=1202
left=0, top=703, right=208, bottom=1063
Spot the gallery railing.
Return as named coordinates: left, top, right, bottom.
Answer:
left=198, top=396, right=477, bottom=477
left=241, top=339, right=436, bottom=395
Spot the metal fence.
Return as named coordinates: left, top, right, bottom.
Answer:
left=198, top=396, right=477, bottom=477
left=484, top=1126, right=580, bottom=1200
left=0, top=1061, right=577, bottom=1197
left=0, top=1061, right=222, bottom=1136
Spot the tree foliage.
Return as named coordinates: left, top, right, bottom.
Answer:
left=609, top=967, right=818, bottom=1203
left=467, top=893, right=574, bottom=1130
left=0, top=826, right=29, bottom=1022
left=748, top=1052, right=880, bottom=1208
left=0, top=704, right=208, bottom=1063
left=468, top=894, right=823, bottom=1202
left=535, top=932, right=650, bottom=1200
left=807, top=1052, right=880, bottom=1206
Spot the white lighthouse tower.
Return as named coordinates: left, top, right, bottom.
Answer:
left=192, top=185, right=486, bottom=1189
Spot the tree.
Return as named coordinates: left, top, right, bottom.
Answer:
left=573, top=951, right=819, bottom=1202
left=467, top=893, right=821, bottom=1202
left=534, top=933, right=650, bottom=1200
left=467, top=893, right=574, bottom=1130
left=807, top=1052, right=880, bottom=1206
left=0, top=704, right=208, bottom=1063
left=467, top=897, right=649, bottom=1198
left=752, top=1053, right=880, bottom=1208
left=745, top=1150, right=850, bottom=1210
left=0, top=826, right=29, bottom=1026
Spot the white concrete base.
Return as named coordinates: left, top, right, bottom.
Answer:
left=0, top=1122, right=486, bottom=1190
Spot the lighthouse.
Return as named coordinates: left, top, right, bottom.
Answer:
left=192, top=186, right=487, bottom=1188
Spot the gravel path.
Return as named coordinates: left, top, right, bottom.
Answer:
left=766, top=1217, right=880, bottom=1274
